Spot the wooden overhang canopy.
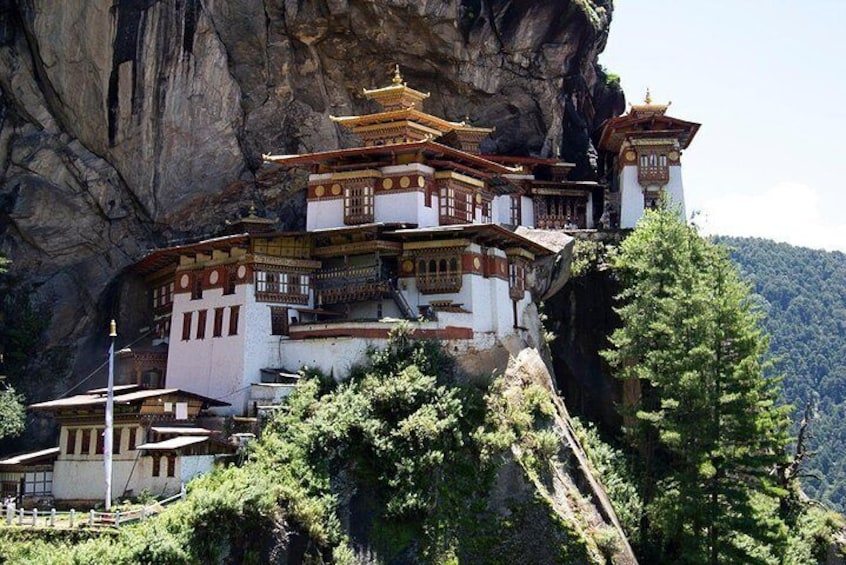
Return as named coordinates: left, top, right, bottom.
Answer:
left=309, top=222, right=411, bottom=256
left=0, top=447, right=60, bottom=468
left=330, top=107, right=469, bottom=135
left=131, top=233, right=250, bottom=277
left=29, top=385, right=230, bottom=413
left=598, top=112, right=700, bottom=153
left=131, top=229, right=315, bottom=277
left=388, top=224, right=556, bottom=258
left=528, top=179, right=602, bottom=195
left=264, top=140, right=519, bottom=177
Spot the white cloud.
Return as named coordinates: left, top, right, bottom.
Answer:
left=696, top=182, right=846, bottom=253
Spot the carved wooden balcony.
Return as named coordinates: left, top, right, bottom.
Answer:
left=416, top=273, right=462, bottom=294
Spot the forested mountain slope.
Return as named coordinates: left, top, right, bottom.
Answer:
left=716, top=236, right=846, bottom=511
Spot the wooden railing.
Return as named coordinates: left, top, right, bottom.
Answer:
left=417, top=273, right=462, bottom=294
left=2, top=484, right=186, bottom=529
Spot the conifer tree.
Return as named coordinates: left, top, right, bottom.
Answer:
left=604, top=206, right=790, bottom=563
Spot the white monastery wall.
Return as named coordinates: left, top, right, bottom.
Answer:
left=307, top=199, right=345, bottom=230
left=619, top=165, right=686, bottom=228
left=492, top=195, right=510, bottom=225
left=166, top=286, right=247, bottom=412
left=666, top=165, right=685, bottom=220
left=521, top=195, right=534, bottom=227
left=279, top=336, right=373, bottom=377
left=241, top=291, right=272, bottom=415
left=619, top=166, right=645, bottom=229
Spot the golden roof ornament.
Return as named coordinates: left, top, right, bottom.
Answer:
left=645, top=87, right=652, bottom=104
left=392, top=64, right=403, bottom=85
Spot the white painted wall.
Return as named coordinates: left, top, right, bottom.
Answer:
left=619, top=165, right=686, bottom=228
left=166, top=285, right=247, bottom=412
left=279, top=336, right=374, bottom=377
left=521, top=195, right=534, bottom=227
left=53, top=454, right=192, bottom=501
left=619, top=166, right=645, bottom=229
left=492, top=195, right=511, bottom=225
left=666, top=165, right=686, bottom=220
left=307, top=199, right=345, bottom=230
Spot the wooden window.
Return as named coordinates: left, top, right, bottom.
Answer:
left=416, top=253, right=463, bottom=294
left=439, top=186, right=473, bottom=224
left=175, top=402, right=188, bottom=420
left=480, top=200, right=492, bottom=224
left=153, top=282, right=174, bottom=309
left=637, top=149, right=670, bottom=184
left=228, top=305, right=240, bottom=336
left=256, top=270, right=309, bottom=304
left=343, top=184, right=374, bottom=224
left=509, top=259, right=528, bottom=300
left=167, top=455, right=176, bottom=478
left=80, top=429, right=91, bottom=455
left=181, top=312, right=192, bottom=341
left=213, top=308, right=224, bottom=337
left=196, top=309, right=207, bottom=340
left=96, top=428, right=105, bottom=455
left=114, top=428, right=122, bottom=455
left=65, top=428, right=76, bottom=455
left=510, top=195, right=522, bottom=225
left=271, top=307, right=289, bottom=336
left=127, top=428, right=137, bottom=451
left=152, top=456, right=161, bottom=477
left=224, top=268, right=237, bottom=295
left=191, top=275, right=203, bottom=300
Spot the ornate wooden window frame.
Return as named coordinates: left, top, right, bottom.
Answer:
left=415, top=252, right=463, bottom=294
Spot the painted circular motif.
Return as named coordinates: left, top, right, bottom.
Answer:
left=402, top=260, right=414, bottom=273
left=473, top=257, right=481, bottom=270
left=180, top=274, right=190, bottom=288
left=625, top=150, right=636, bottom=162
left=668, top=150, right=680, bottom=161
left=417, top=176, right=426, bottom=188
left=383, top=178, right=393, bottom=190
left=209, top=270, right=219, bottom=285
left=314, top=185, right=325, bottom=197
left=237, top=265, right=247, bottom=279
left=331, top=183, right=342, bottom=196
left=399, top=176, right=411, bottom=188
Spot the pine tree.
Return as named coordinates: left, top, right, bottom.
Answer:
left=604, top=206, right=790, bottom=563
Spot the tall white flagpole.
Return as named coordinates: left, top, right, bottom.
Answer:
left=104, top=319, right=116, bottom=511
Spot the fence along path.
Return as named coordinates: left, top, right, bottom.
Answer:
left=2, top=484, right=186, bottom=529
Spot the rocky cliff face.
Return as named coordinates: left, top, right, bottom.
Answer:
left=0, top=0, right=622, bottom=380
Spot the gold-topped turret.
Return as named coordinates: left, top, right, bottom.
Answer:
left=629, top=86, right=670, bottom=118
left=362, top=64, right=431, bottom=111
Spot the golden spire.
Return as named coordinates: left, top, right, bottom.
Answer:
left=645, top=87, right=652, bottom=104
left=392, top=64, right=403, bottom=85
left=109, top=319, right=117, bottom=338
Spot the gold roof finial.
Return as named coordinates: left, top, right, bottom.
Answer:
left=392, top=64, right=403, bottom=85
left=109, top=319, right=117, bottom=338
left=645, top=87, right=652, bottom=104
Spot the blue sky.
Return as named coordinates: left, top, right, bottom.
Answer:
left=600, top=1, right=846, bottom=252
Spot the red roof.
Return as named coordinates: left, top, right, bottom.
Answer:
left=264, top=140, right=518, bottom=175
left=598, top=113, right=700, bottom=152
